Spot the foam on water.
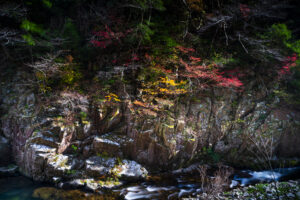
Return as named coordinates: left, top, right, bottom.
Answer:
left=232, top=167, right=300, bottom=187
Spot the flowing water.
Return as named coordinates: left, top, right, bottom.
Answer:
left=0, top=167, right=299, bottom=200
left=231, top=166, right=300, bottom=187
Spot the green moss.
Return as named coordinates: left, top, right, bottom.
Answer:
left=288, top=159, right=299, bottom=166
left=97, top=152, right=109, bottom=159
left=71, top=144, right=78, bottom=152
left=235, top=118, right=245, bottom=123
left=66, top=169, right=77, bottom=175
left=231, top=101, right=238, bottom=108
left=79, top=111, right=87, bottom=121
left=116, top=157, right=123, bottom=165
left=247, top=183, right=268, bottom=198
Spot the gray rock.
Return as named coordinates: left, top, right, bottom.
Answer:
left=85, top=179, right=99, bottom=191
left=243, top=192, right=249, bottom=197
left=52, top=177, right=62, bottom=183
left=2, top=71, right=300, bottom=183
left=116, top=159, right=148, bottom=180
left=60, top=179, right=86, bottom=189
left=85, top=156, right=147, bottom=181
left=172, top=163, right=210, bottom=175
left=85, top=156, right=116, bottom=177
left=92, top=136, right=122, bottom=157
left=287, top=193, right=295, bottom=198
left=28, top=131, right=58, bottom=148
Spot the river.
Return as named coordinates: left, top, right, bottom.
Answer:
left=0, top=167, right=299, bottom=200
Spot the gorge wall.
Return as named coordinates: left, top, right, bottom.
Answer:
left=0, top=70, right=299, bottom=186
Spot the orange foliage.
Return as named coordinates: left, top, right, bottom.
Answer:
left=142, top=77, right=188, bottom=96
left=133, top=100, right=148, bottom=108
left=105, top=93, right=121, bottom=102
left=141, top=45, right=243, bottom=96
left=186, top=0, right=204, bottom=12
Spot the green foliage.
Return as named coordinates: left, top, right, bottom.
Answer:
left=134, top=0, right=165, bottom=11
left=138, top=65, right=164, bottom=82
left=260, top=23, right=300, bottom=105
left=263, top=23, right=300, bottom=55
left=62, top=19, right=81, bottom=50
left=22, top=34, right=36, bottom=46
left=71, top=144, right=78, bottom=152
left=235, top=118, right=245, bottom=123
left=270, top=23, right=291, bottom=43
left=34, top=56, right=83, bottom=93
left=207, top=147, right=220, bottom=163
left=151, top=36, right=178, bottom=55
left=42, top=0, right=53, bottom=8
left=66, top=169, right=77, bottom=175
left=137, top=22, right=155, bottom=44
left=212, top=52, right=239, bottom=66
left=21, top=20, right=45, bottom=35
left=152, top=0, right=165, bottom=11
left=79, top=111, right=87, bottom=121
left=277, top=182, right=290, bottom=196
left=60, top=64, right=82, bottom=86
left=104, top=79, right=116, bottom=86
left=199, top=147, right=221, bottom=163
left=97, top=151, right=109, bottom=159
left=287, top=40, right=300, bottom=55
left=258, top=113, right=268, bottom=122
left=162, top=36, right=178, bottom=48
left=246, top=182, right=299, bottom=199
left=116, top=157, right=123, bottom=165
left=247, top=183, right=267, bottom=195
left=35, top=71, right=52, bottom=93
left=273, top=90, right=295, bottom=104
left=21, top=20, right=46, bottom=46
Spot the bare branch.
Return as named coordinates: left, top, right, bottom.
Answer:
left=26, top=51, right=68, bottom=75
left=0, top=4, right=27, bottom=18
left=238, top=33, right=248, bottom=54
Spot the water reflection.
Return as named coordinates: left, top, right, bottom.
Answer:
left=0, top=176, right=42, bottom=200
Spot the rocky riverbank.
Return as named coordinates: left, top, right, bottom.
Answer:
left=1, top=173, right=299, bottom=200
left=32, top=180, right=300, bottom=200
left=214, top=180, right=300, bottom=200
left=0, top=71, right=299, bottom=198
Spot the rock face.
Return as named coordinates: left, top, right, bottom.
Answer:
left=92, top=137, right=123, bottom=157
left=0, top=135, right=11, bottom=166
left=0, top=72, right=299, bottom=185
left=85, top=156, right=147, bottom=180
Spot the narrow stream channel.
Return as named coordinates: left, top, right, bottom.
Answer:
left=0, top=167, right=299, bottom=200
